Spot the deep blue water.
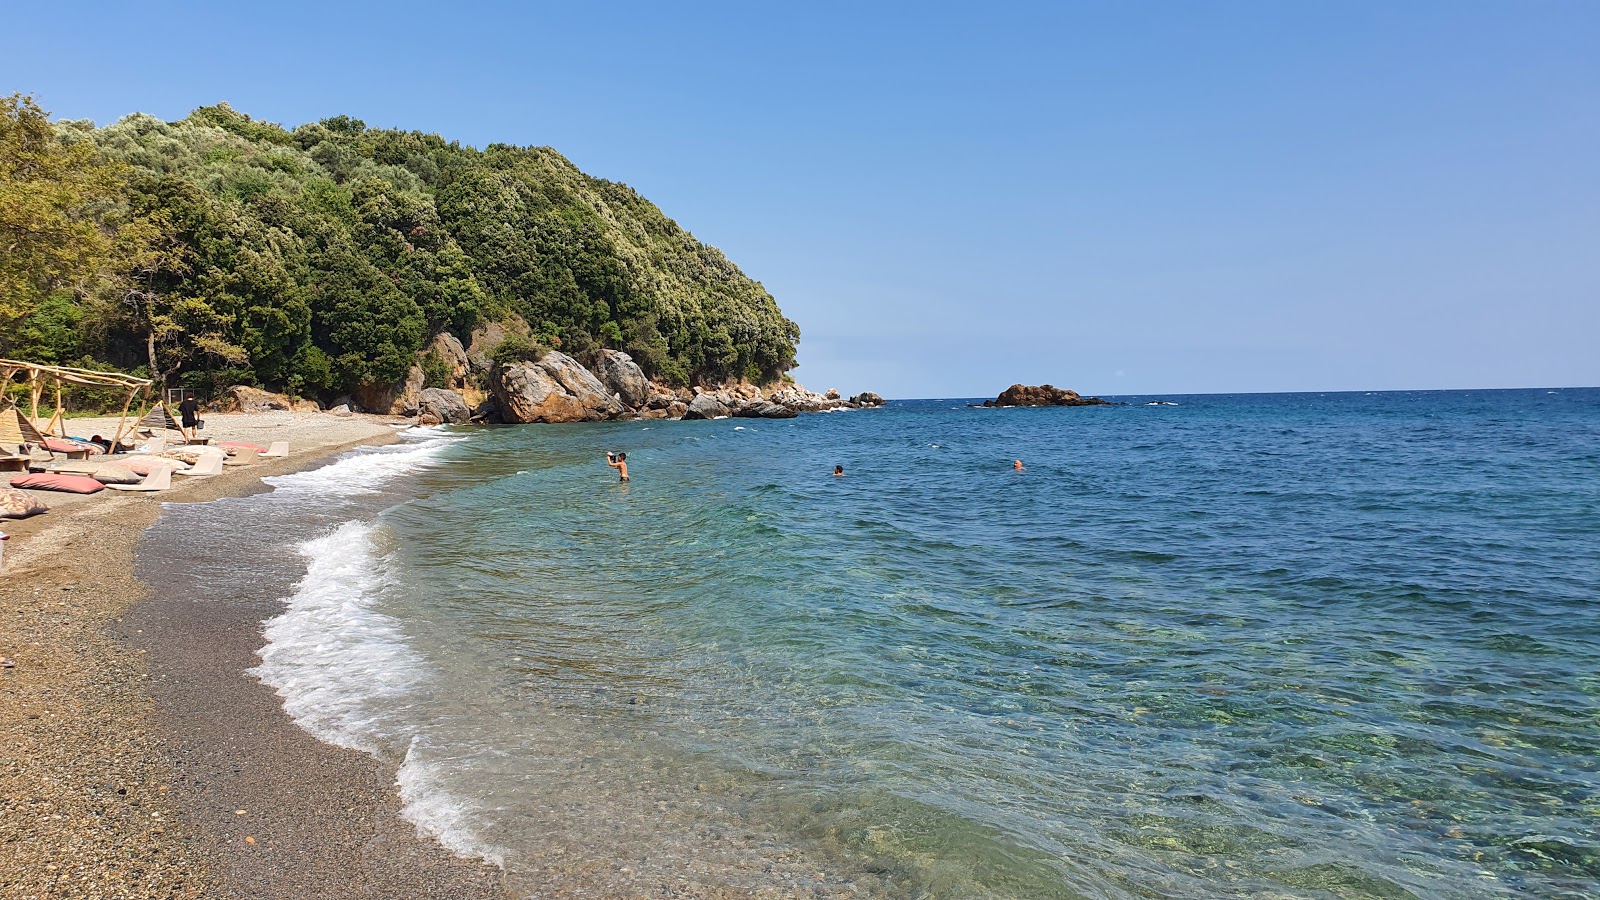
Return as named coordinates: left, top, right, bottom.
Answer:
left=144, top=388, right=1600, bottom=898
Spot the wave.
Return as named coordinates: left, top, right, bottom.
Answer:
left=251, top=521, right=423, bottom=755
left=251, top=519, right=507, bottom=867
left=262, top=430, right=464, bottom=498
left=396, top=737, right=511, bottom=867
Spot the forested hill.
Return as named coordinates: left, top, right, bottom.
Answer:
left=1, top=96, right=799, bottom=399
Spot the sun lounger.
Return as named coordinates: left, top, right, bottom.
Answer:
left=105, top=466, right=173, bottom=493
left=175, top=453, right=224, bottom=477
left=223, top=447, right=260, bottom=466
left=261, top=441, right=289, bottom=458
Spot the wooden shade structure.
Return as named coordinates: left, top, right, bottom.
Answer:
left=0, top=406, right=46, bottom=452
left=0, top=359, right=154, bottom=451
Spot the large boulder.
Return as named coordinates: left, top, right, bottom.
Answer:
left=683, top=393, right=730, bottom=420
left=984, top=384, right=1110, bottom=407
left=597, top=350, right=650, bottom=410
left=489, top=352, right=626, bottom=424
left=538, top=352, right=626, bottom=418
left=353, top=365, right=425, bottom=416
left=418, top=388, right=471, bottom=425
left=491, top=363, right=590, bottom=424
left=849, top=391, right=886, bottom=407
left=429, top=332, right=471, bottom=388
left=230, top=385, right=292, bottom=412
left=666, top=400, right=688, bottom=419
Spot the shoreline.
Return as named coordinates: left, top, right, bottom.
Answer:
left=0, top=417, right=506, bottom=898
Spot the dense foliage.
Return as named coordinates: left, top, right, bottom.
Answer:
left=1, top=97, right=799, bottom=398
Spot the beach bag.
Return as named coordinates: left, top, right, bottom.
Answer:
left=0, top=488, right=48, bottom=518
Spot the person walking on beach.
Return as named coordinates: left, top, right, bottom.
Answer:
left=606, top=451, right=629, bottom=482
left=178, top=393, right=200, bottom=436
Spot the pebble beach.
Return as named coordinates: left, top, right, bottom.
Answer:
left=0, top=412, right=508, bottom=899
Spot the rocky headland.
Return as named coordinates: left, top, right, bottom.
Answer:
left=219, top=325, right=884, bottom=426
left=980, top=384, right=1113, bottom=407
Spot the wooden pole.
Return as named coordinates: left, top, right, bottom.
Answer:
left=109, top=385, right=140, bottom=452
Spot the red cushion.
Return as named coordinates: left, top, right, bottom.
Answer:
left=217, top=442, right=267, bottom=452
left=42, top=438, right=89, bottom=453
left=10, top=472, right=106, bottom=494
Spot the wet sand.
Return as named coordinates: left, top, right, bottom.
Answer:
left=0, top=414, right=507, bottom=898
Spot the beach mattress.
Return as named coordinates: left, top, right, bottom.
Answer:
left=42, top=438, right=100, bottom=455
left=217, top=442, right=267, bottom=453
left=0, top=487, right=49, bottom=518
left=10, top=472, right=106, bottom=494
left=122, top=457, right=187, bottom=475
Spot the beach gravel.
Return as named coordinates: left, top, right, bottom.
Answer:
left=0, top=412, right=507, bottom=899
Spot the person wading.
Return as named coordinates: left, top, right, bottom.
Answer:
left=606, top=451, right=629, bottom=482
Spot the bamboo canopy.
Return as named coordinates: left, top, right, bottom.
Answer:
left=0, top=358, right=154, bottom=450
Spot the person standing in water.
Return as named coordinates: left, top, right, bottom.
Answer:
left=834, top=465, right=845, bottom=477
left=606, top=451, right=629, bottom=482
left=1013, top=459, right=1024, bottom=471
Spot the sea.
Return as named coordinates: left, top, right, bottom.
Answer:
left=138, top=388, right=1600, bottom=898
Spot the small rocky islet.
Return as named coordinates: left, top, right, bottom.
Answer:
left=977, top=384, right=1113, bottom=407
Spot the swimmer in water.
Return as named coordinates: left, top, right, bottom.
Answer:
left=1014, top=459, right=1024, bottom=471
left=834, top=465, right=845, bottom=477
left=606, top=451, right=629, bottom=481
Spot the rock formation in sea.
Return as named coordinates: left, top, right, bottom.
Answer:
left=981, top=384, right=1111, bottom=407
left=476, top=348, right=883, bottom=425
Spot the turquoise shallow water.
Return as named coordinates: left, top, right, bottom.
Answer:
left=143, top=389, right=1600, bottom=897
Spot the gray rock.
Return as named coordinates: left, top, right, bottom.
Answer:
left=596, top=349, right=650, bottom=409
left=229, top=385, right=292, bottom=412
left=490, top=363, right=590, bottom=424
left=429, top=332, right=471, bottom=387
left=327, top=404, right=353, bottom=417
left=466, top=321, right=511, bottom=373
left=353, top=366, right=425, bottom=416
left=849, top=391, right=886, bottom=407
left=539, top=352, right=626, bottom=418
left=488, top=352, right=626, bottom=424
left=734, top=401, right=797, bottom=419
left=418, top=388, right=472, bottom=424
left=683, top=393, right=730, bottom=420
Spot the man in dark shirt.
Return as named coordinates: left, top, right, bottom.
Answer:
left=178, top=394, right=200, bottom=433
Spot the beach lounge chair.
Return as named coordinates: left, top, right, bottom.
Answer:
left=261, top=441, right=289, bottom=458
left=139, top=435, right=167, bottom=454
left=223, top=447, right=260, bottom=466
left=105, top=466, right=173, bottom=493
left=175, top=453, right=224, bottom=477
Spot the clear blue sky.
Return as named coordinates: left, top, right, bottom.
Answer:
left=4, top=1, right=1596, bottom=397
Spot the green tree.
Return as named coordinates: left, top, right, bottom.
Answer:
left=0, top=94, right=123, bottom=348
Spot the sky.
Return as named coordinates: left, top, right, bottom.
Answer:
left=3, top=1, right=1596, bottom=397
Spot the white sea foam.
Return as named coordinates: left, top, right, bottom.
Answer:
left=253, top=519, right=509, bottom=868
left=396, top=737, right=510, bottom=866
left=251, top=521, right=425, bottom=756
left=263, top=431, right=463, bottom=498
